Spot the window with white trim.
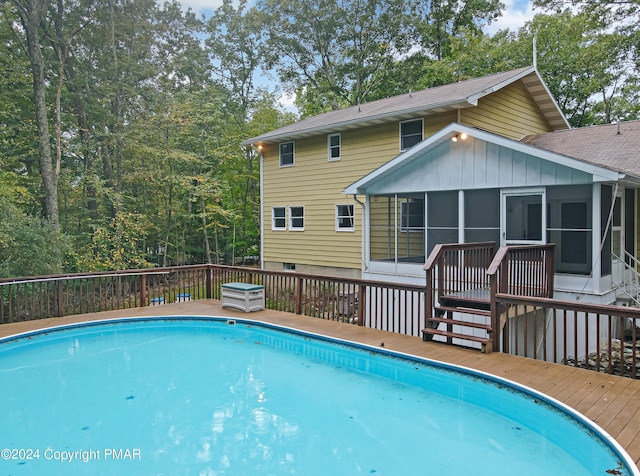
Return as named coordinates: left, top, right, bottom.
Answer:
left=279, top=141, right=294, bottom=167
left=336, top=204, right=355, bottom=231
left=289, top=206, right=304, bottom=230
left=400, top=119, right=423, bottom=150
left=328, top=133, right=341, bottom=161
left=272, top=207, right=286, bottom=230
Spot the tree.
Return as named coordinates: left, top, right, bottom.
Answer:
left=406, top=11, right=638, bottom=126
left=260, top=0, right=414, bottom=114
left=0, top=202, right=72, bottom=277
left=414, top=0, right=504, bottom=60
left=9, top=0, right=59, bottom=227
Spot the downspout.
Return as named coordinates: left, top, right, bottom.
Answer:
left=353, top=194, right=368, bottom=275
left=254, top=145, right=265, bottom=270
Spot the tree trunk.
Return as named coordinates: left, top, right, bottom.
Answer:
left=15, top=0, right=59, bottom=227
left=201, top=197, right=212, bottom=264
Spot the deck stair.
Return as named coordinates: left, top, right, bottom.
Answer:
left=612, top=250, right=640, bottom=307
left=423, top=242, right=555, bottom=353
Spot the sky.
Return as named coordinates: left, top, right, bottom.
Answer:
left=180, top=0, right=537, bottom=33
left=179, top=0, right=537, bottom=111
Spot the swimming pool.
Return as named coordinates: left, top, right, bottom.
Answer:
left=0, top=317, right=637, bottom=475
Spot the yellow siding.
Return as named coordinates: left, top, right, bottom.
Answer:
left=263, top=113, right=459, bottom=270
left=461, top=82, right=553, bottom=139
left=263, top=80, right=551, bottom=272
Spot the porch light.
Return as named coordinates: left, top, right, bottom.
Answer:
left=451, top=132, right=468, bottom=142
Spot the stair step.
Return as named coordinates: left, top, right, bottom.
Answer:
left=428, top=315, right=492, bottom=332
left=423, top=327, right=491, bottom=342
left=435, top=305, right=492, bottom=317
left=422, top=327, right=493, bottom=353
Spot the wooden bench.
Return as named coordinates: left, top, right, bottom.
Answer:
left=221, top=283, right=265, bottom=312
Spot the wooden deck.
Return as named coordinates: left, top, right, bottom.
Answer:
left=1, top=299, right=640, bottom=470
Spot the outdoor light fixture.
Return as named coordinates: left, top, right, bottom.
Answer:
left=451, top=132, right=468, bottom=142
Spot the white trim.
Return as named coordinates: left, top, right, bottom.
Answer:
left=335, top=204, right=355, bottom=232
left=259, top=150, right=264, bottom=269
left=501, top=187, right=546, bottom=245
left=271, top=206, right=287, bottom=231
left=344, top=123, right=623, bottom=195
left=288, top=205, right=305, bottom=231
left=328, top=133, right=341, bottom=161
left=458, top=190, right=465, bottom=243
left=399, top=118, right=424, bottom=151
left=279, top=141, right=295, bottom=167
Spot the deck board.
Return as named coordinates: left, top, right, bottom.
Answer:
left=1, top=299, right=639, bottom=470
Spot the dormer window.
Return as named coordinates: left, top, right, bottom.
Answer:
left=400, top=119, right=423, bottom=151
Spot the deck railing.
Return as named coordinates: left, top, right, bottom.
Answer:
left=495, top=294, right=640, bottom=379
left=1, top=262, right=639, bottom=379
left=424, top=241, right=497, bottom=314
left=488, top=244, right=555, bottom=349
left=0, top=265, right=427, bottom=337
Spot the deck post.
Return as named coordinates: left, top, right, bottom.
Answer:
left=56, top=279, right=64, bottom=317
left=296, top=276, right=303, bottom=315
left=140, top=274, right=147, bottom=306
left=357, top=285, right=365, bottom=326
left=205, top=267, right=213, bottom=299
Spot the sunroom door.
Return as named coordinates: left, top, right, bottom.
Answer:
left=501, top=189, right=546, bottom=246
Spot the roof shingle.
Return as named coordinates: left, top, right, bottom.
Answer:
left=521, top=120, right=640, bottom=178
left=243, top=66, right=561, bottom=145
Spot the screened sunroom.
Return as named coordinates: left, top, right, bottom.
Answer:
left=346, top=123, right=639, bottom=303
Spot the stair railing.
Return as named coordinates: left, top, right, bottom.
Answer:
left=487, top=244, right=555, bottom=351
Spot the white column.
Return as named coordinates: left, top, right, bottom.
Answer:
left=458, top=190, right=465, bottom=243
left=592, top=183, right=601, bottom=294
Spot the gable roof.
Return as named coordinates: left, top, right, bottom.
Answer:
left=242, top=66, right=569, bottom=146
left=521, top=120, right=640, bottom=178
left=343, top=123, right=625, bottom=195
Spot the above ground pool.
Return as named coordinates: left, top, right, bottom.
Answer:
left=0, top=317, right=637, bottom=475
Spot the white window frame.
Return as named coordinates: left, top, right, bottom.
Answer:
left=272, top=206, right=286, bottom=230
left=399, top=118, right=423, bottom=151
left=289, top=206, right=305, bottom=231
left=328, top=133, right=341, bottom=161
left=279, top=141, right=295, bottom=167
left=335, top=204, right=355, bottom=231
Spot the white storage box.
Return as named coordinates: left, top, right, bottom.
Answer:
left=221, top=283, right=265, bottom=312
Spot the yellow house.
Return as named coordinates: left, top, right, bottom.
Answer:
left=244, top=65, right=640, bottom=306
left=243, top=66, right=569, bottom=278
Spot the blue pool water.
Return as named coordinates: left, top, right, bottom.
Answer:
left=0, top=317, right=636, bottom=476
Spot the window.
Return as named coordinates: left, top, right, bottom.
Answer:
left=279, top=141, right=294, bottom=167
left=283, top=263, right=296, bottom=271
left=400, top=199, right=424, bottom=232
left=336, top=204, right=355, bottom=231
left=272, top=207, right=286, bottom=230
left=400, top=119, right=423, bottom=150
left=289, top=206, right=304, bottom=230
left=328, top=133, right=341, bottom=161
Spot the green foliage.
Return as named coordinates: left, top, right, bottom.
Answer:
left=76, top=212, right=152, bottom=272
left=0, top=202, right=73, bottom=278
left=1, top=0, right=638, bottom=280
